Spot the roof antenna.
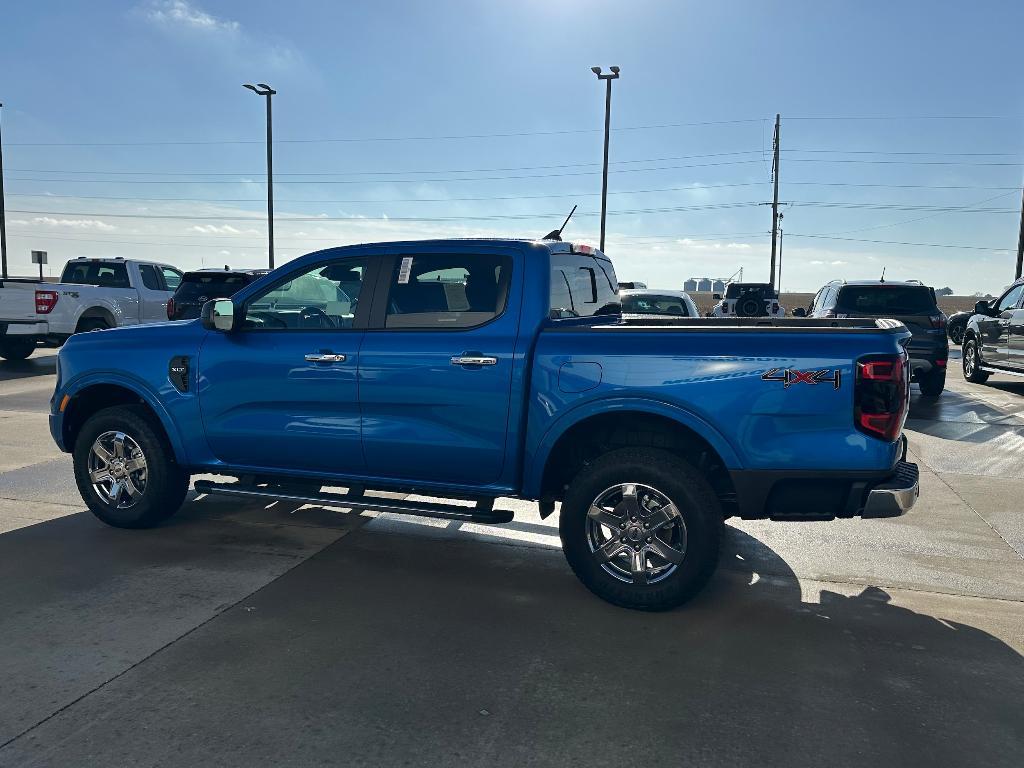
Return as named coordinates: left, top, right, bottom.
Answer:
left=880, top=266, right=886, bottom=283
left=542, top=205, right=578, bottom=241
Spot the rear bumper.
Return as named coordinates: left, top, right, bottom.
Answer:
left=1, top=320, right=48, bottom=338
left=728, top=457, right=919, bottom=521
left=907, top=337, right=949, bottom=378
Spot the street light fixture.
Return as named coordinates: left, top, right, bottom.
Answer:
left=591, top=67, right=620, bottom=253
left=243, top=83, right=277, bottom=269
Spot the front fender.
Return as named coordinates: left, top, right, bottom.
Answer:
left=58, top=371, right=186, bottom=463
left=521, top=395, right=742, bottom=499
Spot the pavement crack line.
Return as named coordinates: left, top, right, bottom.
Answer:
left=0, top=521, right=368, bottom=756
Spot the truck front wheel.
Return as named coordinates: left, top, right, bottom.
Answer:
left=73, top=405, right=190, bottom=528
left=560, top=447, right=722, bottom=611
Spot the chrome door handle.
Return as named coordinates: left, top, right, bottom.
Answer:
left=305, top=353, right=347, bottom=363
left=451, top=355, right=497, bottom=367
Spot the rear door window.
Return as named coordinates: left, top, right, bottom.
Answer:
left=138, top=265, right=163, bottom=291
left=384, top=253, right=511, bottom=329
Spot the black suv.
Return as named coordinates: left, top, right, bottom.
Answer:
left=797, top=279, right=948, bottom=396
left=167, top=268, right=268, bottom=321
left=962, top=278, right=1024, bottom=385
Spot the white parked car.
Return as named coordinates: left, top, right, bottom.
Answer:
left=620, top=289, right=701, bottom=318
left=709, top=282, right=786, bottom=318
left=0, top=257, right=183, bottom=361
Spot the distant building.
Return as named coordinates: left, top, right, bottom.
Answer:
left=697, top=278, right=713, bottom=292
left=683, top=278, right=698, bottom=292
left=712, top=279, right=726, bottom=293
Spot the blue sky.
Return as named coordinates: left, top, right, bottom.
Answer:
left=2, top=0, right=1023, bottom=293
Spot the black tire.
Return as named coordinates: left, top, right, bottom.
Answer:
left=76, top=317, right=110, bottom=334
left=73, top=405, right=189, bottom=528
left=559, top=447, right=722, bottom=611
left=962, top=336, right=990, bottom=384
left=735, top=290, right=766, bottom=318
left=918, top=369, right=945, bottom=397
left=948, top=323, right=965, bottom=346
left=0, top=338, right=36, bottom=361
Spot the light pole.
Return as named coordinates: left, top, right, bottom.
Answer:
left=591, top=66, right=619, bottom=253
left=243, top=83, right=276, bottom=269
left=0, top=102, right=8, bottom=279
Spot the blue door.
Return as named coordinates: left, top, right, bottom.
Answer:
left=198, top=256, right=374, bottom=476
left=358, top=249, right=520, bottom=485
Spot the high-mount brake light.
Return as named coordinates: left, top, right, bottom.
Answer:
left=35, top=290, right=59, bottom=314
left=572, top=243, right=594, bottom=255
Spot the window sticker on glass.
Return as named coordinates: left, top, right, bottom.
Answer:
left=397, top=257, right=414, bottom=284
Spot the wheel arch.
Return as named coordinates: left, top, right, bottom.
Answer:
left=74, top=305, right=117, bottom=332
left=61, top=377, right=185, bottom=462
left=527, top=400, right=740, bottom=518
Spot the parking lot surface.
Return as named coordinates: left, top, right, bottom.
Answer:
left=1, top=349, right=1021, bottom=767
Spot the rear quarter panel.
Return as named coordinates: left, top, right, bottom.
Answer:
left=523, top=325, right=905, bottom=496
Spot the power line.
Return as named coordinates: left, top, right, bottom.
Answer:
left=4, top=118, right=766, bottom=148
left=7, top=181, right=1018, bottom=206
left=787, top=234, right=1008, bottom=251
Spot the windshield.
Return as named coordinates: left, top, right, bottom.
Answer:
left=174, top=274, right=252, bottom=302
left=621, top=294, right=691, bottom=316
left=836, top=285, right=936, bottom=314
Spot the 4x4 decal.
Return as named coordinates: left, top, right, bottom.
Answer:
left=762, top=367, right=842, bottom=389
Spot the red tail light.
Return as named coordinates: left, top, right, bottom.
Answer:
left=855, top=353, right=909, bottom=442
left=929, top=314, right=946, bottom=329
left=166, top=298, right=175, bottom=319
left=35, top=290, right=59, bottom=314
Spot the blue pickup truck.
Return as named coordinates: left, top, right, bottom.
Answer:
left=50, top=239, right=919, bottom=610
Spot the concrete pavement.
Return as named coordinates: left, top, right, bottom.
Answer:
left=0, top=348, right=1021, bottom=767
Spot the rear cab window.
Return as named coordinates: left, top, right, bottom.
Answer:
left=60, top=261, right=130, bottom=289
left=549, top=253, right=619, bottom=319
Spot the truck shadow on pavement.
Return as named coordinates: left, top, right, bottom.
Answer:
left=0, top=505, right=1021, bottom=766
left=0, top=353, right=57, bottom=382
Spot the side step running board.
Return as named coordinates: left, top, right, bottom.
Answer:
left=193, top=480, right=514, bottom=525
left=980, top=365, right=1024, bottom=378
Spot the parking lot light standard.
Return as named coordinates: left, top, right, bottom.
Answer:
left=243, top=83, right=277, bottom=270
left=591, top=66, right=620, bottom=253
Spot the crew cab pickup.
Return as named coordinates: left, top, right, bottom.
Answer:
left=50, top=239, right=919, bottom=610
left=0, top=257, right=182, bottom=360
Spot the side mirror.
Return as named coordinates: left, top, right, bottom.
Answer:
left=201, top=299, right=236, bottom=332
left=975, top=300, right=992, bottom=316
left=792, top=307, right=806, bottom=317
left=712, top=293, right=722, bottom=301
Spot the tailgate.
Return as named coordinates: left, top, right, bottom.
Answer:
left=0, top=282, right=41, bottom=322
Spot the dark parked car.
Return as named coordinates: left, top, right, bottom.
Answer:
left=796, top=279, right=948, bottom=396
left=166, top=268, right=268, bottom=320
left=946, top=307, right=980, bottom=345
left=962, top=279, right=1024, bottom=385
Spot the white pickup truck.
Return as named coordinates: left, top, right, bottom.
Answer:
left=0, top=258, right=183, bottom=361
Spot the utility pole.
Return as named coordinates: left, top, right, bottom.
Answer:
left=243, top=84, right=276, bottom=269
left=1016, top=182, right=1024, bottom=280
left=769, top=113, right=780, bottom=289
left=0, top=103, right=8, bottom=280
left=591, top=66, right=620, bottom=252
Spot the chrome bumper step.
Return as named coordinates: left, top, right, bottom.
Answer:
left=193, top=480, right=514, bottom=525
left=862, top=460, right=920, bottom=518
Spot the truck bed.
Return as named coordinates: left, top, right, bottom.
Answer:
left=613, top=316, right=907, bottom=332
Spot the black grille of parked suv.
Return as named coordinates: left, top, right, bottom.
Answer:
left=854, top=353, right=910, bottom=442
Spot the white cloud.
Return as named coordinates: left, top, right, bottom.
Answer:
left=144, top=1, right=239, bottom=33
left=31, top=217, right=116, bottom=231
left=189, top=224, right=260, bottom=235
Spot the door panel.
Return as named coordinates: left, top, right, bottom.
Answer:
left=359, top=251, right=519, bottom=485
left=136, top=264, right=172, bottom=323
left=980, top=283, right=1024, bottom=364
left=198, top=256, right=374, bottom=476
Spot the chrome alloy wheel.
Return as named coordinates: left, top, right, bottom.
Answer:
left=964, top=340, right=977, bottom=377
left=88, top=430, right=148, bottom=508
left=586, top=483, right=687, bottom=585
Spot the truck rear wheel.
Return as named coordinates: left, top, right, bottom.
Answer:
left=73, top=405, right=190, bottom=528
left=0, top=338, right=36, bottom=361
left=559, top=448, right=722, bottom=611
